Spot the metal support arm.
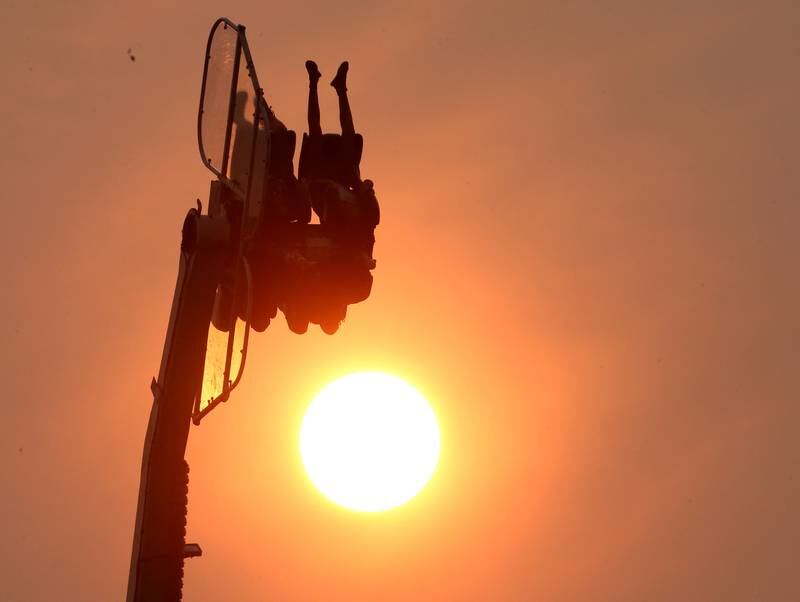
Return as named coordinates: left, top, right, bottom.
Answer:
left=127, top=210, right=228, bottom=602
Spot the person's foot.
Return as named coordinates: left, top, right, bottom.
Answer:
left=330, top=61, right=349, bottom=92
left=305, top=60, right=321, bottom=84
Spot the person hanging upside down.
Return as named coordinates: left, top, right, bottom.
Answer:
left=278, top=60, right=380, bottom=335
left=302, top=59, right=379, bottom=247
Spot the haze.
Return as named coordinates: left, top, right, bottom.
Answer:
left=2, top=1, right=799, bottom=600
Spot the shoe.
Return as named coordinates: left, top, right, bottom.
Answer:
left=305, top=60, right=321, bottom=83
left=330, top=61, right=348, bottom=92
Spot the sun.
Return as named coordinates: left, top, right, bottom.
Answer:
left=300, top=372, right=440, bottom=512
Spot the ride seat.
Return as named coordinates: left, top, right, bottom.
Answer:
left=268, top=129, right=297, bottom=179
left=298, top=133, right=363, bottom=188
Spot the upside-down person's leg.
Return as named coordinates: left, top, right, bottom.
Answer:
left=331, top=61, right=355, bottom=136
left=305, top=60, right=322, bottom=136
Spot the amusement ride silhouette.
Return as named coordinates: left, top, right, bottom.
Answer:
left=127, top=18, right=379, bottom=601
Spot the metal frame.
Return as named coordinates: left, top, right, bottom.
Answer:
left=197, top=18, right=239, bottom=181
left=197, top=18, right=273, bottom=211
left=193, top=18, right=273, bottom=424
left=191, top=256, right=253, bottom=424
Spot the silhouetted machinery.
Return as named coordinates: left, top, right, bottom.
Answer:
left=127, top=18, right=378, bottom=601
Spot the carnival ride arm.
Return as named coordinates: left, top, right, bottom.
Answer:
left=126, top=209, right=229, bottom=602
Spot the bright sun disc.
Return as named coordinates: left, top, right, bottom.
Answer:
left=300, top=372, right=440, bottom=512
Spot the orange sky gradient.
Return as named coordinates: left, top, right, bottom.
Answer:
left=2, top=1, right=800, bottom=600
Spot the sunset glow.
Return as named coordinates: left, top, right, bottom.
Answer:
left=8, top=2, right=798, bottom=599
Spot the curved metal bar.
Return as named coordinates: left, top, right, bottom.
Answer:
left=192, top=254, right=252, bottom=424
left=196, top=17, right=239, bottom=181
left=229, top=256, right=252, bottom=392
left=197, top=18, right=272, bottom=221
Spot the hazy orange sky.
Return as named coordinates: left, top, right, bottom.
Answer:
left=3, top=1, right=800, bottom=600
